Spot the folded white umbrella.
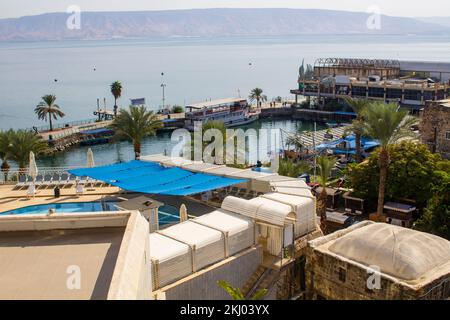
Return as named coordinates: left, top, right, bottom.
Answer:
left=87, top=148, right=95, bottom=168
left=28, top=151, right=38, bottom=183
left=179, top=204, right=188, bottom=222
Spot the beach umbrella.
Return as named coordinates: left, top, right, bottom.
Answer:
left=28, top=151, right=38, bottom=182
left=179, top=204, right=188, bottom=222
left=87, top=148, right=95, bottom=168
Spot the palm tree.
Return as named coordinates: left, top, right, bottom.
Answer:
left=110, top=105, right=162, bottom=159
left=8, top=130, right=48, bottom=171
left=217, top=280, right=267, bottom=300
left=0, top=130, right=14, bottom=180
left=35, top=95, right=65, bottom=132
left=362, top=102, right=419, bottom=219
left=249, top=88, right=267, bottom=108
left=110, top=81, right=123, bottom=117
left=344, top=97, right=369, bottom=163
left=317, top=156, right=335, bottom=235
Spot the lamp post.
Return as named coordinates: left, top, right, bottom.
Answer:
left=161, top=72, right=166, bottom=112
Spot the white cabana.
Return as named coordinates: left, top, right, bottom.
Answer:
left=221, top=196, right=297, bottom=256
left=194, top=209, right=256, bottom=256
left=149, top=233, right=192, bottom=290
left=252, top=175, right=299, bottom=193
left=222, top=196, right=296, bottom=227
left=224, top=170, right=276, bottom=191
left=261, top=193, right=316, bottom=238
left=159, top=221, right=225, bottom=271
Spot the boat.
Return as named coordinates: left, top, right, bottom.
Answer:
left=184, top=98, right=259, bottom=130
left=79, top=128, right=115, bottom=146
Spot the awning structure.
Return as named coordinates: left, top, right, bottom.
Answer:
left=68, top=160, right=247, bottom=196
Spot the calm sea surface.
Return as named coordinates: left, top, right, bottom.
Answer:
left=1, top=35, right=449, bottom=167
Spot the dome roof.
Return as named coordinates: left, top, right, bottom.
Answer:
left=329, top=223, right=450, bottom=281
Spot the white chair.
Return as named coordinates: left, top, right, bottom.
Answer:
left=76, top=183, right=84, bottom=196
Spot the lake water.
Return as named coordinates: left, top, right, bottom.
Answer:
left=1, top=34, right=450, bottom=166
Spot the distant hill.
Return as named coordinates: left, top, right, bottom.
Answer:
left=417, top=17, right=450, bottom=28
left=0, top=8, right=449, bottom=41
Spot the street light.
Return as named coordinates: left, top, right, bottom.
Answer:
left=161, top=72, right=166, bottom=112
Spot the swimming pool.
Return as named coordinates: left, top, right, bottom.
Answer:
left=0, top=201, right=180, bottom=225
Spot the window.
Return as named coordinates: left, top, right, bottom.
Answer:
left=338, top=267, right=347, bottom=283
left=446, top=131, right=450, bottom=141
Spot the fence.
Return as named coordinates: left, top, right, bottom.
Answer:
left=26, top=118, right=99, bottom=133
left=0, top=166, right=85, bottom=185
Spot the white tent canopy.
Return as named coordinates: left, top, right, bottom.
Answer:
left=160, top=220, right=223, bottom=249
left=195, top=209, right=254, bottom=236
left=222, top=196, right=295, bottom=227
left=150, top=233, right=190, bottom=263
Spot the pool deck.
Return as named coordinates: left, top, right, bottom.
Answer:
left=0, top=185, right=217, bottom=217
left=0, top=185, right=125, bottom=213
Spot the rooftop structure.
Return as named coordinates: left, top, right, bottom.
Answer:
left=0, top=211, right=151, bottom=300
left=307, top=222, right=450, bottom=300
left=292, top=58, right=450, bottom=111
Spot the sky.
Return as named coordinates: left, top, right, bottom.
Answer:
left=1, top=0, right=449, bottom=19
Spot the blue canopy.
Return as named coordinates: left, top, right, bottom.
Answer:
left=316, top=135, right=380, bottom=155
left=68, top=160, right=247, bottom=196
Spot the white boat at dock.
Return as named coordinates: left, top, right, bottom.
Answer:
left=184, top=98, right=259, bottom=130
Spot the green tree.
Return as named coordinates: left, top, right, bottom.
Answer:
left=278, top=158, right=311, bottom=178
left=0, top=130, right=14, bottom=180
left=110, top=105, right=162, bottom=159
left=217, top=280, right=267, bottom=300
left=249, top=88, right=267, bottom=108
left=344, top=97, right=369, bottom=163
left=317, top=156, right=335, bottom=234
left=35, top=95, right=65, bottom=131
left=8, top=130, right=48, bottom=171
left=110, top=81, right=123, bottom=117
left=414, top=178, right=450, bottom=240
left=347, top=141, right=446, bottom=211
left=362, top=102, right=418, bottom=219
left=171, top=105, right=184, bottom=114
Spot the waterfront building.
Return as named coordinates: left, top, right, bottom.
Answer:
left=184, top=98, right=259, bottom=130
left=306, top=221, right=450, bottom=300
left=291, top=58, right=450, bottom=112
left=420, top=99, right=450, bottom=159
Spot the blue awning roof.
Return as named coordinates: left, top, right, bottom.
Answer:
left=316, top=135, right=380, bottom=154
left=68, top=160, right=247, bottom=196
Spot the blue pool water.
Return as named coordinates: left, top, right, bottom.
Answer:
left=0, top=201, right=180, bottom=225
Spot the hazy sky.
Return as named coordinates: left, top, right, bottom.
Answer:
left=1, top=0, right=449, bottom=19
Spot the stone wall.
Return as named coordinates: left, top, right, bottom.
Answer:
left=420, top=101, right=450, bottom=159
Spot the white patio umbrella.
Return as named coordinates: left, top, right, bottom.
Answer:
left=86, top=148, right=95, bottom=168
left=179, top=204, right=188, bottom=222
left=28, top=151, right=38, bottom=183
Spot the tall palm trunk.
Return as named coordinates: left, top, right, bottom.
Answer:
left=355, top=132, right=362, bottom=163
left=318, top=188, right=328, bottom=234
left=134, top=141, right=141, bottom=160
left=114, top=98, right=118, bottom=117
left=49, top=115, right=53, bottom=132
left=1, top=160, right=10, bottom=181
left=376, top=147, right=389, bottom=219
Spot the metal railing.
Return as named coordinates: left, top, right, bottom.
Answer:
left=0, top=166, right=85, bottom=184
left=25, top=118, right=100, bottom=133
